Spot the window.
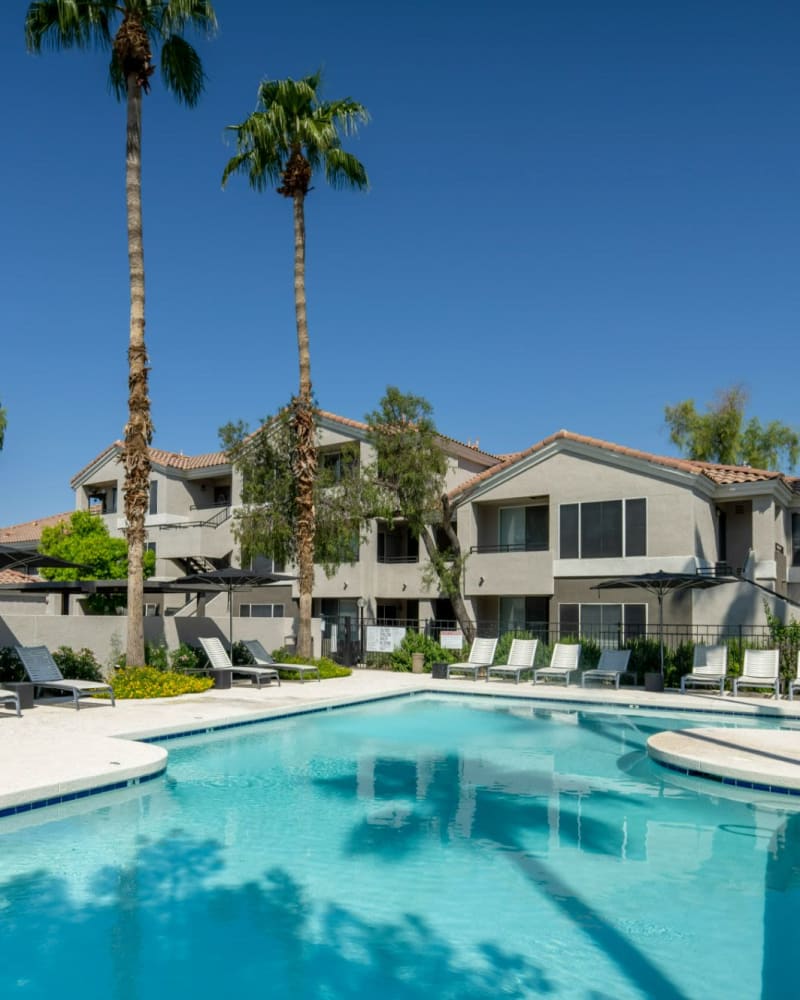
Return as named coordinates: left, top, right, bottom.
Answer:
left=239, top=603, right=285, bottom=618
left=143, top=603, right=160, bottom=617
left=499, top=596, right=549, bottom=632
left=319, top=448, right=358, bottom=483
left=149, top=480, right=158, bottom=516
left=559, top=499, right=646, bottom=558
left=377, top=522, right=419, bottom=563
left=498, top=505, right=548, bottom=551
left=559, top=603, right=646, bottom=643
left=792, top=513, right=800, bottom=567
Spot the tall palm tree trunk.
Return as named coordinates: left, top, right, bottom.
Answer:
left=292, top=191, right=316, bottom=659
left=123, top=73, right=152, bottom=666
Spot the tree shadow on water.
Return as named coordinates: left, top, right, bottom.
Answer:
left=0, top=831, right=552, bottom=1000
left=316, top=749, right=691, bottom=1000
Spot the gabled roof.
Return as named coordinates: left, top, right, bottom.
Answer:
left=71, top=441, right=228, bottom=487
left=0, top=512, right=72, bottom=545
left=317, top=410, right=502, bottom=462
left=448, top=429, right=794, bottom=501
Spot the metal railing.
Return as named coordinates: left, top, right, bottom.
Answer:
left=469, top=543, right=548, bottom=554
left=156, top=507, right=231, bottom=530
left=322, top=615, right=796, bottom=684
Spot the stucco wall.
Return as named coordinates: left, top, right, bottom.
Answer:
left=0, top=615, right=319, bottom=672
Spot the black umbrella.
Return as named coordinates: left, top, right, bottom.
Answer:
left=0, top=544, right=93, bottom=572
left=592, top=570, right=737, bottom=674
left=173, top=567, right=296, bottom=658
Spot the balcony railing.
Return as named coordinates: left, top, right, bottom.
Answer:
left=156, top=506, right=231, bottom=530
left=470, top=543, right=548, bottom=554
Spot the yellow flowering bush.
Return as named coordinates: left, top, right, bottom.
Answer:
left=111, top=666, right=214, bottom=699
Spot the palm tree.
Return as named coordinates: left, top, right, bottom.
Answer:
left=25, top=1, right=217, bottom=665
left=222, top=73, right=369, bottom=659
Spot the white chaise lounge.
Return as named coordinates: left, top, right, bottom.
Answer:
left=445, top=637, right=498, bottom=680
left=581, top=649, right=632, bottom=689
left=486, top=638, right=538, bottom=684
left=242, top=639, right=321, bottom=682
left=733, top=648, right=781, bottom=699
left=680, top=644, right=729, bottom=695
left=533, top=643, right=581, bottom=686
left=199, top=637, right=280, bottom=688
left=15, top=645, right=115, bottom=709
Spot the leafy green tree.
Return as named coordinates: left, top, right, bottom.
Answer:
left=0, top=399, right=6, bottom=450
left=221, top=72, right=369, bottom=659
left=665, top=385, right=799, bottom=470
left=25, top=0, right=217, bottom=664
left=39, top=510, right=155, bottom=614
left=365, top=387, right=475, bottom=642
left=220, top=409, right=377, bottom=580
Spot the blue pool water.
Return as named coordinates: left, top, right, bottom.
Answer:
left=1, top=695, right=799, bottom=999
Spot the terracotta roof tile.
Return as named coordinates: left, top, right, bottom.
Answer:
left=0, top=512, right=72, bottom=544
left=71, top=441, right=228, bottom=486
left=0, top=568, right=40, bottom=584
left=318, top=410, right=502, bottom=461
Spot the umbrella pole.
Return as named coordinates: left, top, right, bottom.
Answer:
left=229, top=588, right=234, bottom=660
left=658, top=592, right=665, bottom=675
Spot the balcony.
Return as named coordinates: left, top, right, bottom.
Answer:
left=466, top=547, right=554, bottom=596
left=150, top=506, right=233, bottom=561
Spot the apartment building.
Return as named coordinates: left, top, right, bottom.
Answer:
left=5, top=416, right=800, bottom=643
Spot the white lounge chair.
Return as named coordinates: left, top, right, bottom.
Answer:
left=445, top=637, right=498, bottom=680
left=581, top=649, right=632, bottom=689
left=199, top=637, right=280, bottom=688
left=680, top=644, right=729, bottom=695
left=733, top=648, right=781, bottom=699
left=486, top=638, right=538, bottom=684
left=533, top=643, right=581, bottom=685
left=15, top=645, right=115, bottom=709
left=0, top=687, right=21, bottom=716
left=242, top=639, right=321, bottom=682
left=787, top=652, right=800, bottom=701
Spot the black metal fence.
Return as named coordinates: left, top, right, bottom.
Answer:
left=321, top=615, right=797, bottom=684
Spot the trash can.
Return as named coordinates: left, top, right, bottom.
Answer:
left=431, top=662, right=449, bottom=679
left=411, top=653, right=425, bottom=674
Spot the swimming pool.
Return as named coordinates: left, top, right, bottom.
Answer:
left=1, top=694, right=797, bottom=998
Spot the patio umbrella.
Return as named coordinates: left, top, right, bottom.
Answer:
left=592, top=570, right=737, bottom=674
left=173, top=567, right=296, bottom=658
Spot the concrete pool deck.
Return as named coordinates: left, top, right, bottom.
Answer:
left=2, top=670, right=800, bottom=814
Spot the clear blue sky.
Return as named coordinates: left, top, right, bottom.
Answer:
left=1, top=1, right=798, bottom=527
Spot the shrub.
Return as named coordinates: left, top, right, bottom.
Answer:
left=232, top=640, right=255, bottom=665
left=665, top=640, right=696, bottom=688
left=111, top=666, right=214, bottom=699
left=144, top=642, right=170, bottom=671
left=389, top=632, right=456, bottom=672
left=624, top=636, right=664, bottom=683
left=170, top=643, right=200, bottom=673
left=269, top=649, right=351, bottom=679
left=51, top=646, right=104, bottom=681
left=0, top=647, right=24, bottom=684
left=576, top=636, right=603, bottom=669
